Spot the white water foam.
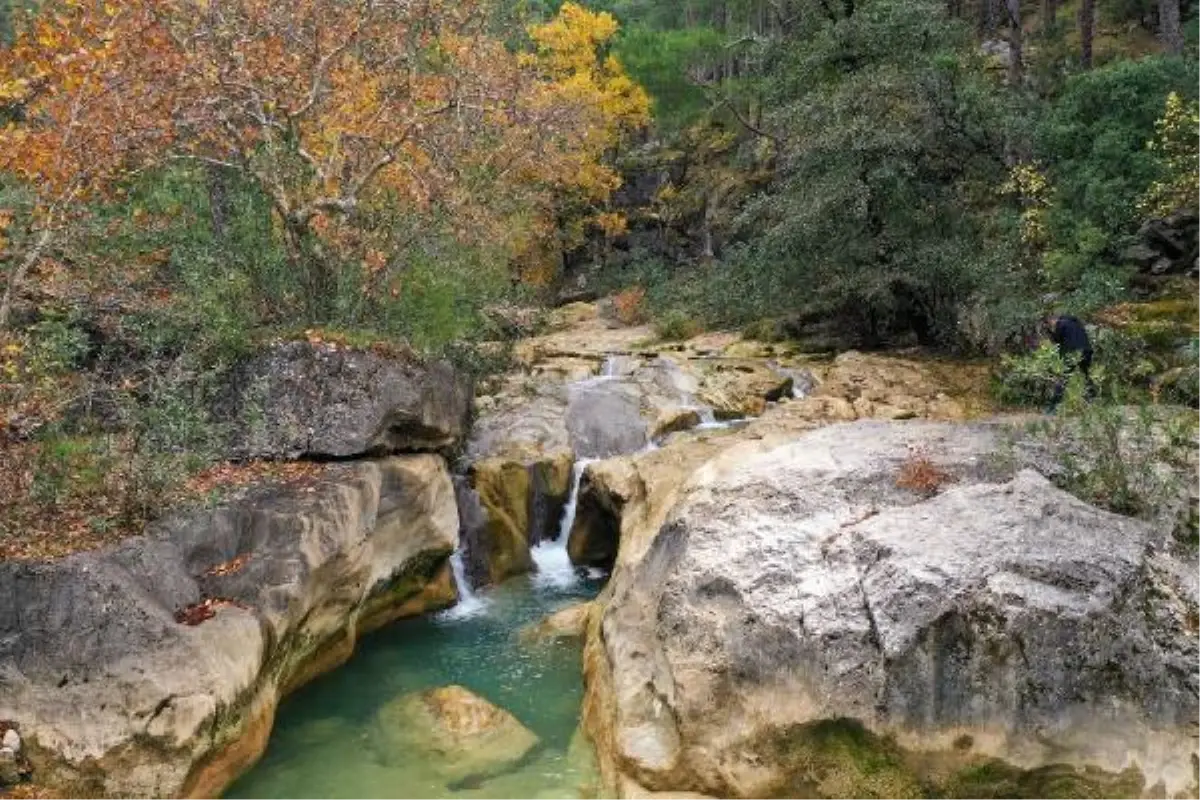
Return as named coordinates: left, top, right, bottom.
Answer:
left=438, top=549, right=490, bottom=621
left=530, top=458, right=594, bottom=591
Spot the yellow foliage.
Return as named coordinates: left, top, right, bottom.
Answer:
left=1139, top=92, right=1199, bottom=218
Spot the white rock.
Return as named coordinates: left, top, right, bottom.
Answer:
left=1, top=729, right=18, bottom=752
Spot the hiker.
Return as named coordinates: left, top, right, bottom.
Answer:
left=1044, top=313, right=1095, bottom=411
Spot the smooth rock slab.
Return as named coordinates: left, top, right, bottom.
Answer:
left=0, top=456, right=460, bottom=798
left=584, top=421, right=1199, bottom=797
left=373, top=685, right=540, bottom=785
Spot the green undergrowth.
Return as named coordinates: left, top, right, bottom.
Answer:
left=759, top=718, right=1149, bottom=799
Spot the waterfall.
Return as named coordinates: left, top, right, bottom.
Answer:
left=440, top=550, right=489, bottom=621
left=530, top=458, right=593, bottom=591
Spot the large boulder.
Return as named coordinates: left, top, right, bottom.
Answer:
left=0, top=455, right=460, bottom=798
left=373, top=685, right=539, bottom=785
left=582, top=421, right=1198, bottom=798
left=567, top=378, right=649, bottom=458
left=217, top=341, right=471, bottom=460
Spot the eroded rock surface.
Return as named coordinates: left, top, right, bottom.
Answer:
left=217, top=341, right=470, bottom=460
left=0, top=456, right=460, bottom=798
left=373, top=685, right=540, bottom=785
left=580, top=421, right=1199, bottom=798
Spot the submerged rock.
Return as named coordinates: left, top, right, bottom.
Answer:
left=374, top=685, right=539, bottom=785
left=0, top=455, right=459, bottom=798
left=216, top=340, right=471, bottom=460
left=582, top=421, right=1199, bottom=797
left=519, top=601, right=594, bottom=645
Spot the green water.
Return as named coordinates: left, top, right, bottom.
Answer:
left=226, top=572, right=603, bottom=800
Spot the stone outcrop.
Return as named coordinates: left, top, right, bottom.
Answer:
left=1127, top=209, right=1199, bottom=277
left=216, top=341, right=471, bottom=460
left=373, top=685, right=540, bottom=786
left=457, top=450, right=575, bottom=587
left=518, top=602, right=594, bottom=645
left=579, top=421, right=1199, bottom=798
left=0, top=456, right=460, bottom=798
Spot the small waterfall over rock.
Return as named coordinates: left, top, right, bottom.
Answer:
left=440, top=550, right=489, bottom=620
left=531, top=458, right=594, bottom=590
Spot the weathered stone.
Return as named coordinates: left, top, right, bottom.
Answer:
left=650, top=406, right=702, bottom=439
left=1, top=729, right=19, bottom=753
left=373, top=685, right=539, bottom=785
left=581, top=421, right=1198, bottom=797
left=0, top=456, right=459, bottom=798
left=566, top=378, right=649, bottom=458
left=519, top=602, right=594, bottom=644
left=464, top=450, right=574, bottom=586
left=0, top=748, right=19, bottom=786
left=216, top=341, right=470, bottom=460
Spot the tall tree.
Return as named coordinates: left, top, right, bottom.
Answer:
left=1078, top=0, right=1095, bottom=67
left=1006, top=0, right=1023, bottom=85
left=1158, top=0, right=1184, bottom=54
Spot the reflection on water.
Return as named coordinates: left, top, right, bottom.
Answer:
left=225, top=573, right=602, bottom=799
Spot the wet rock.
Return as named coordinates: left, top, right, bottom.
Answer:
left=650, top=406, right=702, bottom=439
left=519, top=601, right=593, bottom=644
left=464, top=450, right=574, bottom=586
left=374, top=685, right=539, bottom=784
left=582, top=421, right=1198, bottom=797
left=695, top=359, right=792, bottom=419
left=0, top=748, right=19, bottom=786
left=567, top=378, right=649, bottom=458
left=0, top=456, right=460, bottom=798
left=216, top=341, right=470, bottom=460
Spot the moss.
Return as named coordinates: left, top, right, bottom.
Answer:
left=759, top=718, right=924, bottom=799
left=939, top=759, right=1145, bottom=799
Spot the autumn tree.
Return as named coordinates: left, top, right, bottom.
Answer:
left=1, top=0, right=649, bottom=324
left=0, top=0, right=177, bottom=327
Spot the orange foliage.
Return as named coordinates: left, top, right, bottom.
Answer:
left=895, top=448, right=955, bottom=497
left=0, top=0, right=651, bottom=315
left=612, top=286, right=647, bottom=325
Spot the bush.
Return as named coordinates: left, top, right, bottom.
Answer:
left=612, top=286, right=648, bottom=325
left=1028, top=400, right=1196, bottom=538
left=654, top=309, right=701, bottom=341
left=992, top=342, right=1074, bottom=406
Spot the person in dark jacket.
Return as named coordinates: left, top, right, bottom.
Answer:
left=1044, top=314, right=1095, bottom=411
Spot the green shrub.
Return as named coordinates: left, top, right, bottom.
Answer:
left=1029, top=400, right=1195, bottom=532
left=992, top=343, right=1074, bottom=407
left=654, top=309, right=701, bottom=341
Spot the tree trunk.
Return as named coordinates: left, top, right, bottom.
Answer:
left=979, top=0, right=998, bottom=36
left=0, top=227, right=52, bottom=330
left=206, top=163, right=231, bottom=242
left=1041, top=0, right=1058, bottom=34
left=1078, top=0, right=1095, bottom=68
left=1007, top=0, right=1023, bottom=86
left=1159, top=0, right=1184, bottom=54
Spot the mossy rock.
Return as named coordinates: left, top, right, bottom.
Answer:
left=759, top=719, right=924, bottom=799
left=938, top=759, right=1145, bottom=799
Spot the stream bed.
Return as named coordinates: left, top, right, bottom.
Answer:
left=225, top=560, right=604, bottom=799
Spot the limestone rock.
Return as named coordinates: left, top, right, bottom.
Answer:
left=1, top=729, right=18, bottom=753
left=694, top=359, right=792, bottom=419
left=373, top=685, right=539, bottom=784
left=0, top=456, right=459, bottom=798
left=567, top=378, right=649, bottom=458
left=519, top=601, right=593, bottom=644
left=583, top=421, right=1198, bottom=797
left=216, top=341, right=470, bottom=460
left=461, top=450, right=574, bottom=586
left=0, top=749, right=19, bottom=786
left=650, top=406, right=702, bottom=439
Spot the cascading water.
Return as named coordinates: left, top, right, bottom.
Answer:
left=439, top=550, right=488, bottom=620
left=530, top=458, right=593, bottom=590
